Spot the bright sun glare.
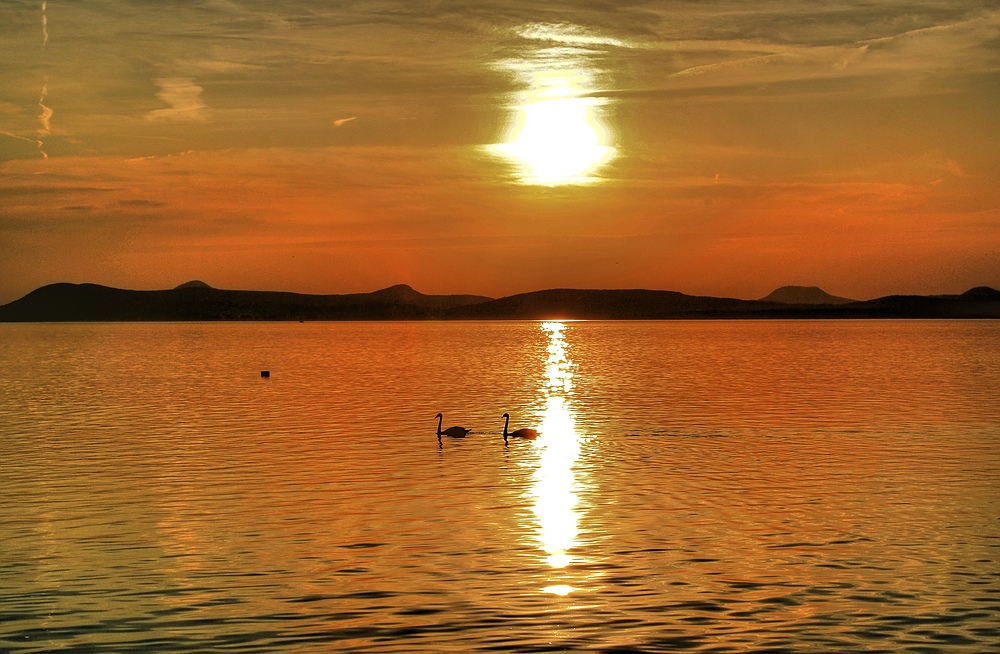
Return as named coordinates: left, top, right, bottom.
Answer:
left=491, top=28, right=617, bottom=185
left=532, top=322, right=581, bottom=573
left=497, top=90, right=614, bottom=185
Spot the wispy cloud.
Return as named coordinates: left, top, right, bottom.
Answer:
left=145, top=78, right=207, bottom=122
left=0, top=130, right=43, bottom=148
left=36, top=1, right=51, bottom=158
left=38, top=81, right=52, bottom=135
left=333, top=116, right=357, bottom=127
left=41, top=0, right=48, bottom=47
left=115, top=199, right=169, bottom=208
left=516, top=22, right=631, bottom=48
left=631, top=7, right=1000, bottom=97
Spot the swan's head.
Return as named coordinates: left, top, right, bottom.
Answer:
left=435, top=413, right=443, bottom=419
left=502, top=413, right=510, bottom=419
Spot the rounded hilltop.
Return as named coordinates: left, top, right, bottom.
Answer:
left=372, top=284, right=422, bottom=301
left=961, top=286, right=1000, bottom=300
left=760, top=286, right=856, bottom=305
left=174, top=280, right=213, bottom=290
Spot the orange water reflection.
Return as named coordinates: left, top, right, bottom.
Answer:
left=530, top=322, right=585, bottom=593
left=3, top=322, right=999, bottom=651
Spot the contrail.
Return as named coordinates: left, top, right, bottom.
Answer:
left=37, top=1, right=51, bottom=158
left=0, top=129, right=45, bottom=150
left=39, top=79, right=53, bottom=136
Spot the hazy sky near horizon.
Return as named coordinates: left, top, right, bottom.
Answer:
left=2, top=0, right=999, bottom=303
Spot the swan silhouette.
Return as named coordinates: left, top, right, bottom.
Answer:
left=436, top=413, right=471, bottom=439
left=502, top=413, right=539, bottom=444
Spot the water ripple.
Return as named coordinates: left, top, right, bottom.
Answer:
left=1, top=321, right=998, bottom=652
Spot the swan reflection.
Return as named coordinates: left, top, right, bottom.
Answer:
left=502, top=412, right=539, bottom=443
left=530, top=322, right=582, bottom=578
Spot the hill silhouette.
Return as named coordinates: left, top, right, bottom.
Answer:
left=961, top=286, right=1000, bottom=301
left=0, top=283, right=491, bottom=322
left=760, top=286, right=855, bottom=305
left=1, top=282, right=998, bottom=321
left=174, top=280, right=212, bottom=290
left=448, top=288, right=763, bottom=320
left=444, top=287, right=1000, bottom=320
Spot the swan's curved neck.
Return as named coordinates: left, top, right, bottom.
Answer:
left=437, top=414, right=443, bottom=436
left=503, top=414, right=510, bottom=436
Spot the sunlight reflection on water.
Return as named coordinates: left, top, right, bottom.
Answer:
left=1, top=321, right=998, bottom=653
left=531, top=322, right=583, bottom=585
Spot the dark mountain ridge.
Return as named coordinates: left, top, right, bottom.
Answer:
left=0, top=282, right=491, bottom=322
left=447, top=287, right=1000, bottom=320
left=448, top=288, right=768, bottom=320
left=1, top=282, right=998, bottom=321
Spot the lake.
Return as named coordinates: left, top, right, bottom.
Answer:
left=1, top=320, right=998, bottom=653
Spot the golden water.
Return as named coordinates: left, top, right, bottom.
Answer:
left=1, top=321, right=998, bottom=652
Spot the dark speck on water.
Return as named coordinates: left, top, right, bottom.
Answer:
left=1, top=320, right=998, bottom=653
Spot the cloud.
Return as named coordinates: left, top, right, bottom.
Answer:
left=0, top=130, right=43, bottom=148
left=145, top=78, right=207, bottom=122
left=610, top=6, right=1000, bottom=100
left=333, top=116, right=357, bottom=127
left=668, top=52, right=787, bottom=80
left=516, top=22, right=632, bottom=48
left=193, top=60, right=265, bottom=74
left=115, top=199, right=169, bottom=207
left=934, top=160, right=968, bottom=179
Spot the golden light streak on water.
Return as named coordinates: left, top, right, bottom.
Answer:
left=530, top=322, right=583, bottom=588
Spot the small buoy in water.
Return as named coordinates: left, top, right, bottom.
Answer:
left=261, top=370, right=270, bottom=378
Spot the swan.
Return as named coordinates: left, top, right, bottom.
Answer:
left=436, top=413, right=471, bottom=438
left=502, top=413, right=539, bottom=444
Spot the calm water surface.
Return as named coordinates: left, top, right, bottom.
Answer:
left=1, top=321, right=999, bottom=653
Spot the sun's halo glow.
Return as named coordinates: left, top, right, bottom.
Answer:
left=496, top=94, right=614, bottom=185
left=490, top=31, right=617, bottom=186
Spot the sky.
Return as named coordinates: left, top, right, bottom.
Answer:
left=1, top=0, right=999, bottom=304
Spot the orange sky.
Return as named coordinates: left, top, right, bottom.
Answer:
left=2, top=1, right=999, bottom=304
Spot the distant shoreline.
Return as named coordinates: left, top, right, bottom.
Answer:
left=2, top=282, right=999, bottom=322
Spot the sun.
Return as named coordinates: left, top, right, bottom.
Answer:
left=497, top=94, right=614, bottom=185
left=491, top=48, right=616, bottom=185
